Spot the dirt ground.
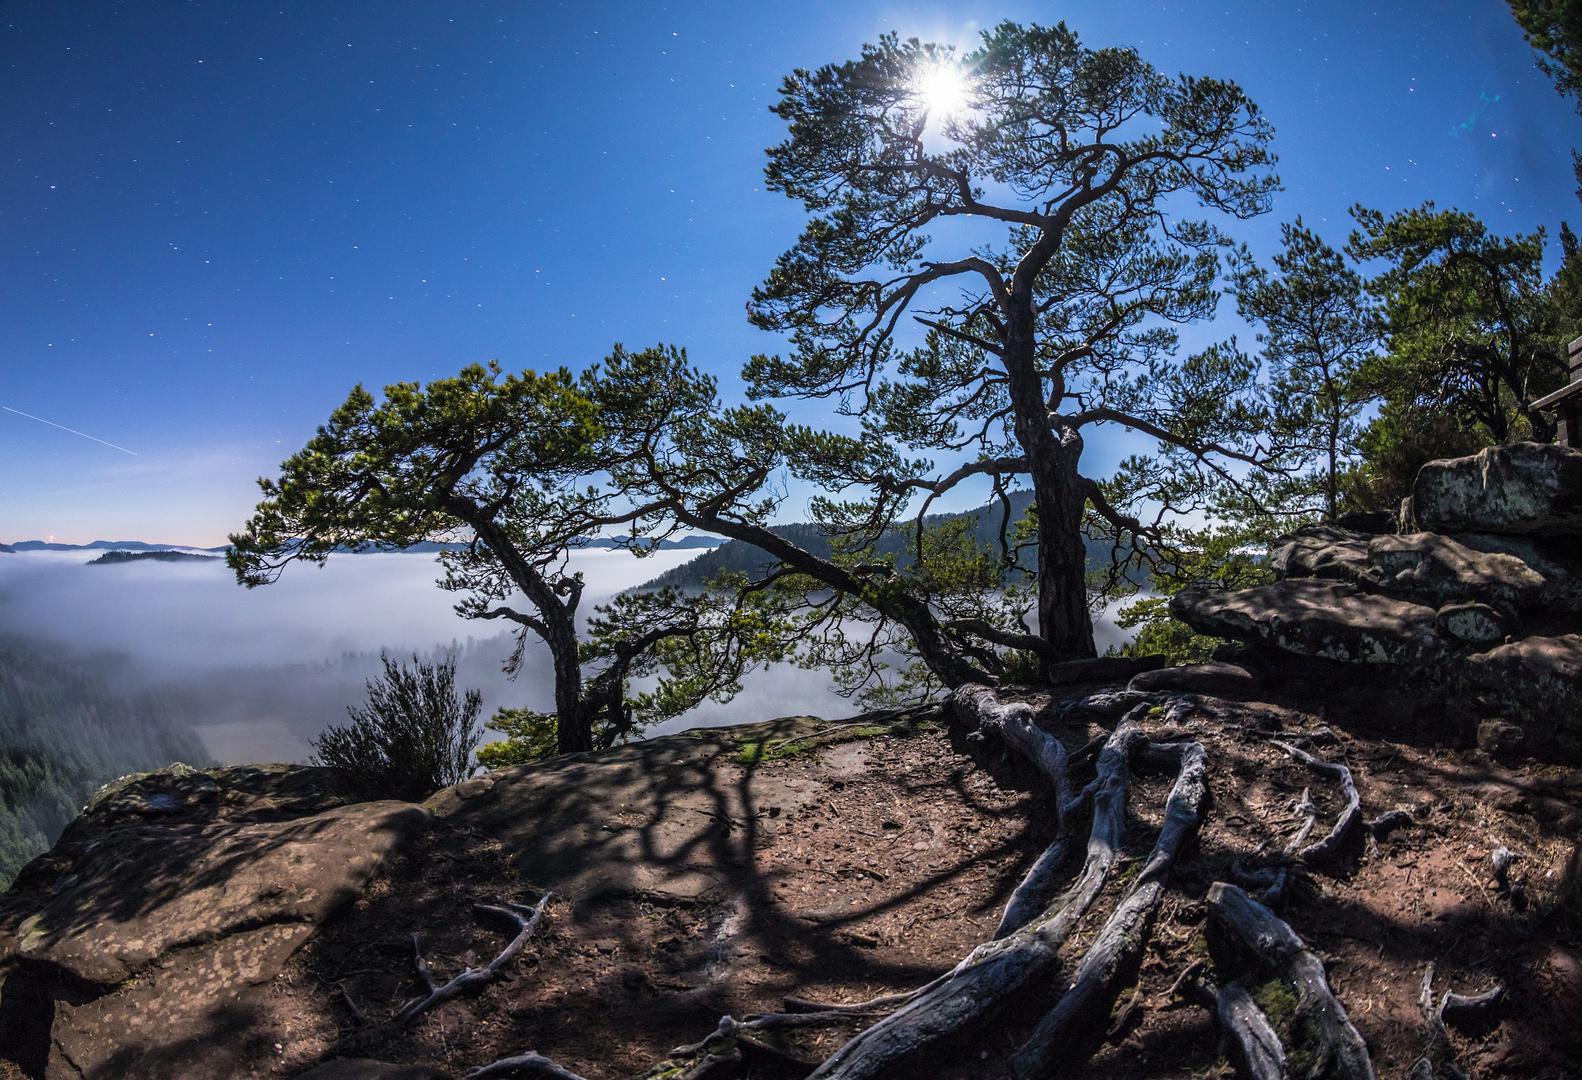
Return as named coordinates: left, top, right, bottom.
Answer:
left=221, top=676, right=1580, bottom=1080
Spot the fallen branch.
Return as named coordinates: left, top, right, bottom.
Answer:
left=1009, top=739, right=1209, bottom=1077
left=1271, top=740, right=1361, bottom=864
left=399, top=893, right=552, bottom=1026
left=1207, top=882, right=1376, bottom=1080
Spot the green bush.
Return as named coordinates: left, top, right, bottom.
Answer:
left=473, top=707, right=558, bottom=770
left=313, top=652, right=482, bottom=801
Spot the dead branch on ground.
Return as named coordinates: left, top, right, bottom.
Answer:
left=399, top=893, right=552, bottom=1026
left=1271, top=740, right=1361, bottom=863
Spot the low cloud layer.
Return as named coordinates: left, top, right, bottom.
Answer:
left=0, top=549, right=1136, bottom=766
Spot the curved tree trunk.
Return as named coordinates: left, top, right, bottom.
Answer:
left=456, top=509, right=593, bottom=754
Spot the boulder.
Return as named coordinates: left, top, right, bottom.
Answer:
left=1459, top=634, right=1582, bottom=745
left=15, top=799, right=427, bottom=987
left=1270, top=526, right=1547, bottom=613
left=1436, top=602, right=1509, bottom=646
left=1268, top=525, right=1373, bottom=583
left=1171, top=580, right=1452, bottom=665
left=1413, top=443, right=1582, bottom=537
left=0, top=781, right=427, bottom=1080
left=1451, top=533, right=1582, bottom=613
left=1477, top=718, right=1527, bottom=754
left=1127, top=662, right=1261, bottom=696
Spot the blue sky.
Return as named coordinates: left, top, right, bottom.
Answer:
left=3, top=1, right=1579, bottom=545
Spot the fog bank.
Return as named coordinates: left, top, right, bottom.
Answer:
left=0, top=550, right=1136, bottom=765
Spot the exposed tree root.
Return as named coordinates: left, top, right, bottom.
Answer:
left=399, top=893, right=552, bottom=1025
left=1008, top=739, right=1208, bottom=1077
left=779, top=689, right=1146, bottom=1080
left=1367, top=809, right=1413, bottom=838
left=1271, top=741, right=1361, bottom=864
left=466, top=1050, right=591, bottom=1079
left=1207, top=882, right=1376, bottom=1080
left=1284, top=787, right=1318, bottom=855
left=1216, top=982, right=1286, bottom=1080
left=1412, top=961, right=1504, bottom=1080
left=952, top=685, right=1090, bottom=939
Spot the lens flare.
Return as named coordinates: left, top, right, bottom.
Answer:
left=916, top=65, right=967, bottom=118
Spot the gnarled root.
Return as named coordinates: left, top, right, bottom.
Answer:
left=1008, top=739, right=1208, bottom=1078
left=399, top=893, right=552, bottom=1025
left=1412, top=961, right=1503, bottom=1079
left=1217, top=983, right=1287, bottom=1080
left=466, top=1050, right=590, bottom=1079
left=1207, top=882, right=1375, bottom=1080
left=952, top=685, right=1087, bottom=939
left=795, top=694, right=1146, bottom=1080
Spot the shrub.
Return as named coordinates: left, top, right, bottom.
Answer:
left=473, top=707, right=558, bottom=770
left=313, top=652, right=482, bottom=801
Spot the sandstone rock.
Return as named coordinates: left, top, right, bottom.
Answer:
left=1451, top=533, right=1582, bottom=612
left=1268, top=525, right=1372, bottom=583
left=1271, top=526, right=1546, bottom=612
left=294, top=1062, right=453, bottom=1080
left=1171, top=580, right=1452, bottom=665
left=16, top=799, right=427, bottom=987
left=42, top=923, right=317, bottom=1080
left=1436, top=602, right=1509, bottom=646
left=1414, top=443, right=1582, bottom=536
left=1478, top=718, right=1526, bottom=753
left=1459, top=634, right=1582, bottom=742
left=4, top=762, right=360, bottom=907
left=1127, top=662, right=1261, bottom=696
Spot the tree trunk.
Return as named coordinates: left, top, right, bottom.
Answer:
left=1027, top=425, right=1096, bottom=660
left=1003, top=296, right=1095, bottom=661
left=458, top=508, right=592, bottom=755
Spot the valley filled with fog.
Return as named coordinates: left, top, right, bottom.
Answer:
left=0, top=547, right=1137, bottom=766
left=0, top=548, right=846, bottom=765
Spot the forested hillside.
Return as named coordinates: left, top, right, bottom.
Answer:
left=0, top=634, right=211, bottom=886
left=642, top=491, right=1126, bottom=589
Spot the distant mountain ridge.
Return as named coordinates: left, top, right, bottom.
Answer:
left=6, top=540, right=229, bottom=553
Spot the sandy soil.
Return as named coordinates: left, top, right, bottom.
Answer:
left=224, top=683, right=1580, bottom=1080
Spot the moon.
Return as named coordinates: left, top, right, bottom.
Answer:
left=916, top=64, right=968, bottom=118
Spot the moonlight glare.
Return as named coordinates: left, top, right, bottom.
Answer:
left=916, top=63, right=968, bottom=119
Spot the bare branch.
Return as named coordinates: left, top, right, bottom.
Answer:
left=399, top=894, right=552, bottom=1025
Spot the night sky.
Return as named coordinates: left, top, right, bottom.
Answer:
left=4, top=1, right=1579, bottom=545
